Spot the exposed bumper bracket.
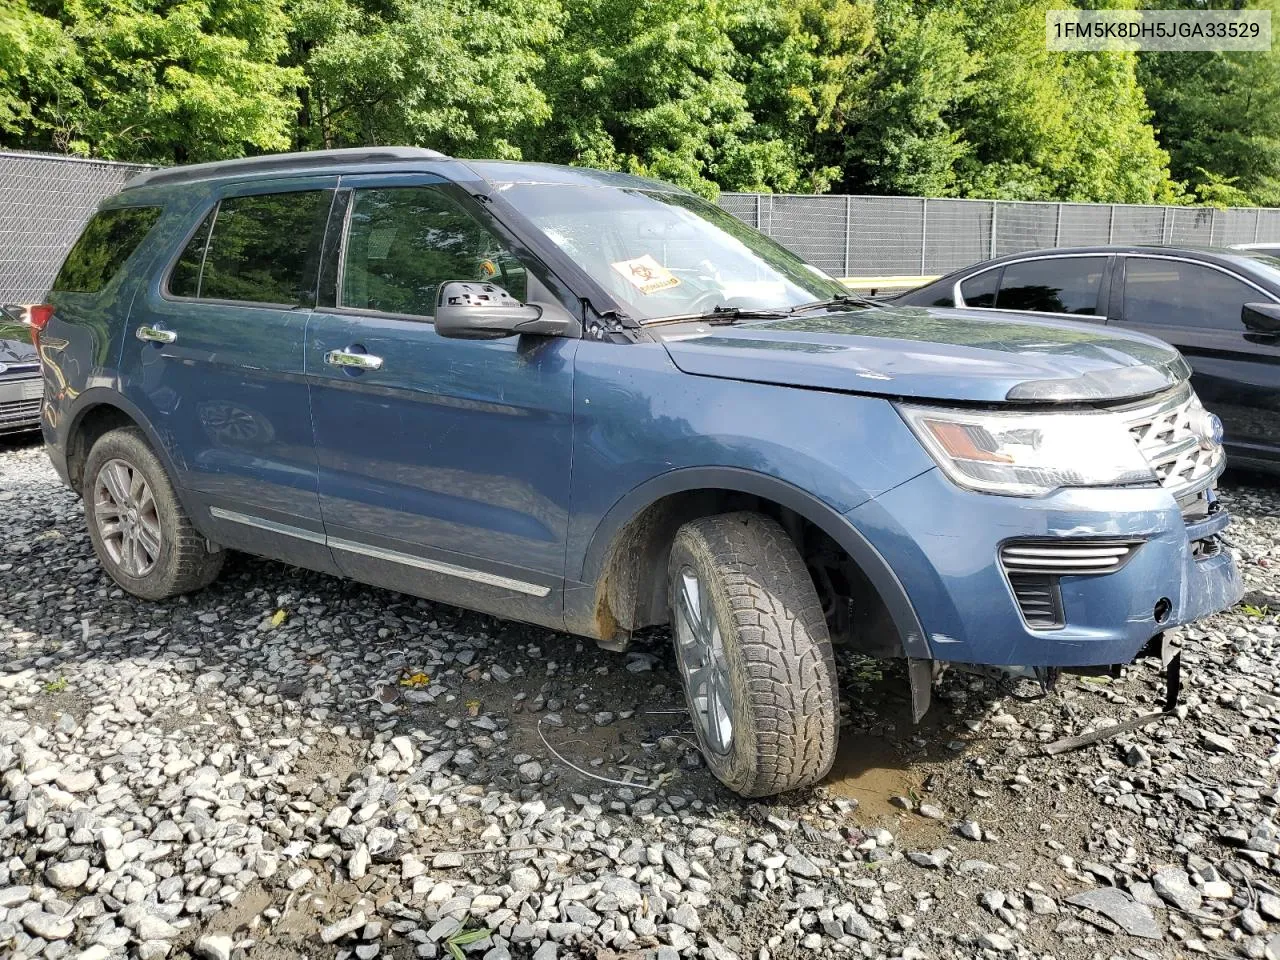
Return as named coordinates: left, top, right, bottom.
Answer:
left=1162, top=629, right=1183, bottom=713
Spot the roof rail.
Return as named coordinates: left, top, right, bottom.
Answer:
left=124, top=147, right=450, bottom=190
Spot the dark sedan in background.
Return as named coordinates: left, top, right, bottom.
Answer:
left=0, top=307, right=40, bottom=435
left=895, top=246, right=1280, bottom=474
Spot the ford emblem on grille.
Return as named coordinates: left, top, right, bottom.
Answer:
left=1194, top=410, right=1225, bottom=450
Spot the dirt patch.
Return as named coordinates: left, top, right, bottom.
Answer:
left=822, top=731, right=921, bottom=824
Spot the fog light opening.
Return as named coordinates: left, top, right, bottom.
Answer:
left=1154, top=598, right=1172, bottom=624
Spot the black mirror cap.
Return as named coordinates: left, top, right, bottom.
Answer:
left=434, top=281, right=572, bottom=340
left=1242, top=301, right=1280, bottom=334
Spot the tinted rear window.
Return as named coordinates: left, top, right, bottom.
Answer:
left=169, top=191, right=331, bottom=305
left=52, top=206, right=163, bottom=294
left=960, top=268, right=999, bottom=307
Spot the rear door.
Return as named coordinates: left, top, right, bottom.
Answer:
left=1111, top=255, right=1280, bottom=465
left=121, top=177, right=339, bottom=572
left=304, top=173, right=579, bottom=626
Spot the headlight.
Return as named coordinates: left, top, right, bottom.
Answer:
left=897, top=403, right=1157, bottom=496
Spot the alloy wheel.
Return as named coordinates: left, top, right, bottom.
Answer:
left=673, top=565, right=734, bottom=755
left=93, top=458, right=162, bottom=577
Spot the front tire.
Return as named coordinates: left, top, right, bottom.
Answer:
left=668, top=512, right=839, bottom=797
left=83, top=427, right=224, bottom=600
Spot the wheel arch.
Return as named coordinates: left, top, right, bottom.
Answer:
left=62, top=390, right=190, bottom=507
left=572, top=467, right=930, bottom=662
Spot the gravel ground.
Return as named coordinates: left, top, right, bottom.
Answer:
left=2, top=432, right=1280, bottom=960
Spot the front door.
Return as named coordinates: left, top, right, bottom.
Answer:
left=305, top=174, right=579, bottom=627
left=1113, top=255, right=1280, bottom=467
left=121, top=177, right=339, bottom=572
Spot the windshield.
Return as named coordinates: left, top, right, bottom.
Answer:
left=493, top=183, right=852, bottom=322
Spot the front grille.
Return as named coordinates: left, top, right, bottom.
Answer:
left=0, top=396, right=41, bottom=429
left=1007, top=574, right=1063, bottom=629
left=1000, top=540, right=1140, bottom=576
left=1125, top=386, right=1223, bottom=505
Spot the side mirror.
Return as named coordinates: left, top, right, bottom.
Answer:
left=434, top=281, right=570, bottom=340
left=1242, top=301, right=1280, bottom=334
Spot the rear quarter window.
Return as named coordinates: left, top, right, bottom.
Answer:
left=52, top=206, right=163, bottom=294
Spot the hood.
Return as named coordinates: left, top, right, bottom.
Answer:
left=0, top=320, right=37, bottom=371
left=658, top=305, right=1190, bottom=403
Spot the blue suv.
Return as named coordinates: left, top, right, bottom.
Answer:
left=36, top=148, right=1241, bottom=797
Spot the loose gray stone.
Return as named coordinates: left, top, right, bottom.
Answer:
left=192, top=934, right=233, bottom=960
left=23, top=912, right=75, bottom=941
left=44, top=860, right=89, bottom=890
left=785, top=852, right=822, bottom=879
left=1152, top=868, right=1202, bottom=913
left=979, top=932, right=1014, bottom=952
left=907, top=849, right=950, bottom=869
left=509, top=867, right=541, bottom=892
left=1201, top=730, right=1237, bottom=753
left=322, top=910, right=368, bottom=944
left=1066, top=888, right=1162, bottom=940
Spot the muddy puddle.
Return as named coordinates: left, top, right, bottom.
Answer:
left=821, top=732, right=921, bottom=822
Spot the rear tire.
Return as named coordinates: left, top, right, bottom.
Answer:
left=83, top=427, right=224, bottom=600
left=667, top=511, right=839, bottom=797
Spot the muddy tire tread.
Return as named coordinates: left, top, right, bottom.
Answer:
left=671, top=511, right=838, bottom=797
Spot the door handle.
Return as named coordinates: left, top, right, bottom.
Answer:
left=135, top=325, right=176, bottom=344
left=324, top=348, right=384, bottom=371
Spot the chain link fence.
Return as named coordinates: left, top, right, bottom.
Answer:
left=4, top=151, right=1280, bottom=301
left=0, top=151, right=153, bottom=303
left=720, top=193, right=1280, bottom=278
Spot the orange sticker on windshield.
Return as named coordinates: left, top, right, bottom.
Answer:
left=611, top=254, right=680, bottom=295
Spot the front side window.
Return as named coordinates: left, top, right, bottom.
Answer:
left=1123, top=258, right=1257, bottom=330
left=53, top=206, right=163, bottom=294
left=996, top=257, right=1105, bottom=315
left=341, top=186, right=527, bottom=318
left=491, top=183, right=851, bottom=322
left=169, top=190, right=331, bottom=305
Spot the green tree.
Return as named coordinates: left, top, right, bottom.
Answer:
left=290, top=0, right=561, bottom=158
left=529, top=0, right=796, bottom=196
left=0, top=1, right=79, bottom=146
left=839, top=1, right=973, bottom=195
left=949, top=0, right=1175, bottom=202
left=727, top=0, right=876, bottom=192
left=1, top=0, right=300, bottom=162
left=1139, top=0, right=1280, bottom=205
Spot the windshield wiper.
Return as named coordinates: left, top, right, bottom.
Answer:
left=787, top=293, right=871, bottom=313
left=644, top=305, right=792, bottom=325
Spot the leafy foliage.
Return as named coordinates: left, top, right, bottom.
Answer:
left=1139, top=0, right=1280, bottom=206
left=290, top=0, right=560, bottom=158
left=0, top=0, right=1275, bottom=205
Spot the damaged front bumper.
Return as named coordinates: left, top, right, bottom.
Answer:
left=848, top=468, right=1242, bottom=719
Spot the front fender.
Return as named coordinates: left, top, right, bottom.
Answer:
left=569, top=465, right=932, bottom=661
